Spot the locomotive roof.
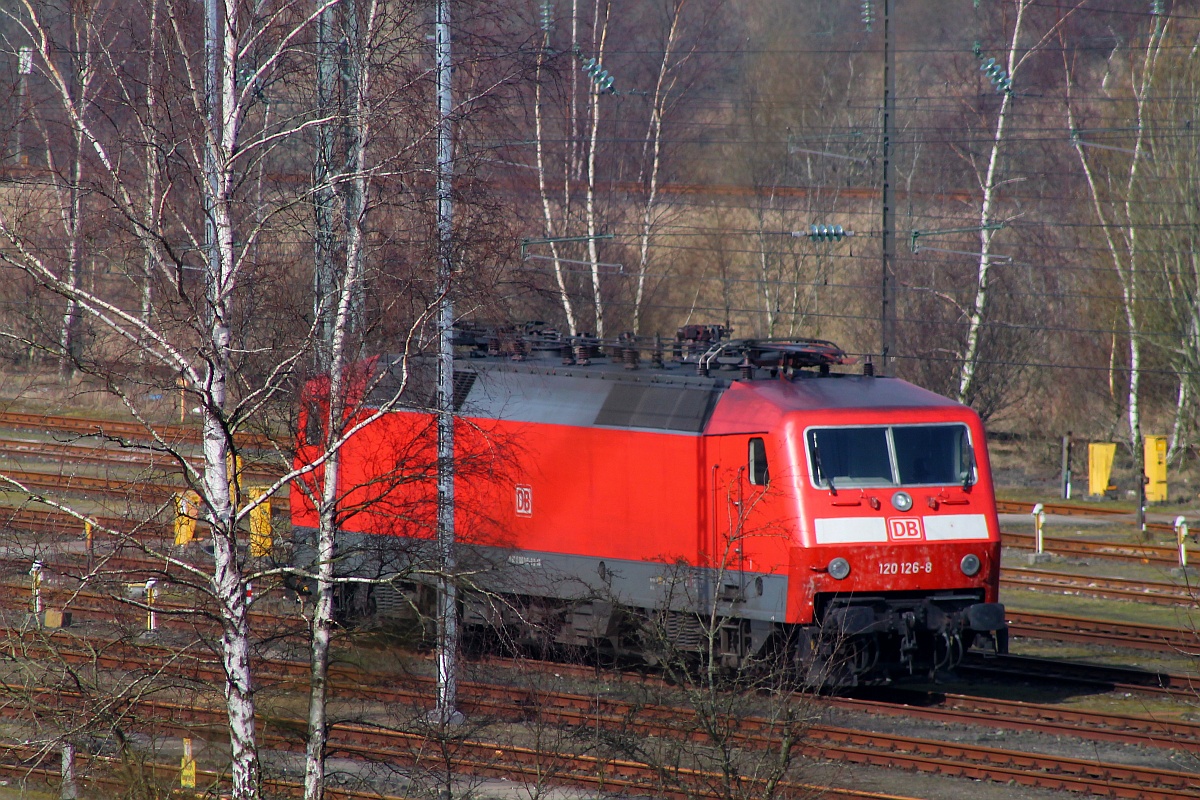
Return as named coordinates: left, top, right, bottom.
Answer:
left=361, top=343, right=968, bottom=435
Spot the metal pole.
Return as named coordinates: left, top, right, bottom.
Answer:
left=880, top=0, right=895, bottom=374
left=1032, top=503, right=1044, bottom=555
left=434, top=0, right=462, bottom=727
left=1061, top=433, right=1072, bottom=500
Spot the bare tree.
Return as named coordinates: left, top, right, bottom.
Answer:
left=1063, top=8, right=1169, bottom=525
left=0, top=2, right=343, bottom=796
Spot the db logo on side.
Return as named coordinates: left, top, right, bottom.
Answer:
left=888, top=517, right=924, bottom=541
left=515, top=484, right=533, bottom=517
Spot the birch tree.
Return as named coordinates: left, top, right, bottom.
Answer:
left=530, top=0, right=613, bottom=337
left=953, top=0, right=1072, bottom=407
left=0, top=2, right=345, bottom=797
left=1129, top=20, right=1200, bottom=460
left=1063, top=8, right=1169, bottom=513
left=529, top=0, right=712, bottom=337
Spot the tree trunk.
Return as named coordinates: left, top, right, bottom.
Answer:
left=59, top=740, right=77, bottom=800
left=957, top=0, right=1026, bottom=404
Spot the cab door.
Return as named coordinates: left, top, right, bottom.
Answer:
left=704, top=433, right=770, bottom=601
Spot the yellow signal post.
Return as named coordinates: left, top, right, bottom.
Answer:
left=174, top=491, right=200, bottom=546
left=1088, top=443, right=1117, bottom=497
left=248, top=488, right=272, bottom=558
left=146, top=579, right=158, bottom=631
left=180, top=737, right=196, bottom=789
left=29, top=561, right=42, bottom=617
left=227, top=453, right=243, bottom=500
left=1144, top=435, right=1168, bottom=503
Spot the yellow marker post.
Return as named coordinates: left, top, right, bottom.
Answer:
left=1175, top=516, right=1189, bottom=569
left=1145, top=435, right=1168, bottom=503
left=146, top=579, right=158, bottom=631
left=174, top=491, right=199, bottom=546
left=1088, top=443, right=1117, bottom=497
left=248, top=488, right=272, bottom=558
left=180, top=737, right=196, bottom=789
left=227, top=453, right=244, bottom=502
left=29, top=561, right=42, bottom=617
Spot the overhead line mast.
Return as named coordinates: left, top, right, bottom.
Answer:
left=880, top=0, right=896, bottom=375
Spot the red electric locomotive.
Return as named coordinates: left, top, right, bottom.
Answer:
left=292, top=324, right=1007, bottom=684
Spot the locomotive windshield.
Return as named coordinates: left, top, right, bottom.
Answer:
left=807, top=423, right=974, bottom=489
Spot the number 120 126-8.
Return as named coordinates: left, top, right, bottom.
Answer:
left=879, top=561, right=933, bottom=575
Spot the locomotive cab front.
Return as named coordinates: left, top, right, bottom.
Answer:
left=787, top=405, right=1007, bottom=683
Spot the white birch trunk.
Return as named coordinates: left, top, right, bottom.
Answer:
left=956, top=1, right=1026, bottom=404
left=632, top=1, right=685, bottom=335
left=1065, top=13, right=1166, bottom=530
left=60, top=740, right=77, bottom=800
left=304, top=2, right=377, bottom=797
left=207, top=5, right=260, bottom=797
left=533, top=22, right=579, bottom=335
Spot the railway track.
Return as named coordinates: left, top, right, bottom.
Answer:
left=998, top=499, right=1178, bottom=536
left=1000, top=566, right=1198, bottom=606
left=1006, top=610, right=1198, bottom=652
left=0, top=505, right=170, bottom=537
left=0, top=433, right=285, bottom=476
left=0, top=672, right=911, bottom=800
left=0, top=410, right=279, bottom=449
left=1002, top=531, right=1180, bottom=564
left=0, top=575, right=302, bottom=639
left=7, top=543, right=1199, bottom=657
left=832, top=688, right=1200, bottom=754
left=5, top=635, right=1199, bottom=800
left=0, top=467, right=290, bottom=514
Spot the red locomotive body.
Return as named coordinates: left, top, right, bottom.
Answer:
left=293, top=327, right=1007, bottom=683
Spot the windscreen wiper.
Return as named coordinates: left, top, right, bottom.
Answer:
left=810, top=435, right=836, bottom=495
left=962, top=443, right=977, bottom=489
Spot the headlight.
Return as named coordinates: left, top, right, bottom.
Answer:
left=891, top=491, right=913, bottom=512
left=960, top=553, right=981, bottom=577
left=828, top=557, right=851, bottom=580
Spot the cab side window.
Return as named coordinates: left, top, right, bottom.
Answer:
left=304, top=400, right=324, bottom=446
left=748, top=437, right=769, bottom=486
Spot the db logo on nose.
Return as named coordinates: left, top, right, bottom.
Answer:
left=888, top=517, right=924, bottom=541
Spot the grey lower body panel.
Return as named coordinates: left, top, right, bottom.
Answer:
left=291, top=526, right=789, bottom=622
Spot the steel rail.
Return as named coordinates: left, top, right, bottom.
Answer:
left=0, top=410, right=278, bottom=449
left=827, top=690, right=1200, bottom=754
left=1002, top=531, right=1179, bottom=564
left=0, top=467, right=290, bottom=513
left=1000, top=566, right=1198, bottom=606
left=998, top=500, right=1177, bottom=535
left=1006, top=610, right=1199, bottom=652
left=0, top=697, right=916, bottom=800
left=7, top=632, right=1200, bottom=799
left=0, top=434, right=283, bottom=478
